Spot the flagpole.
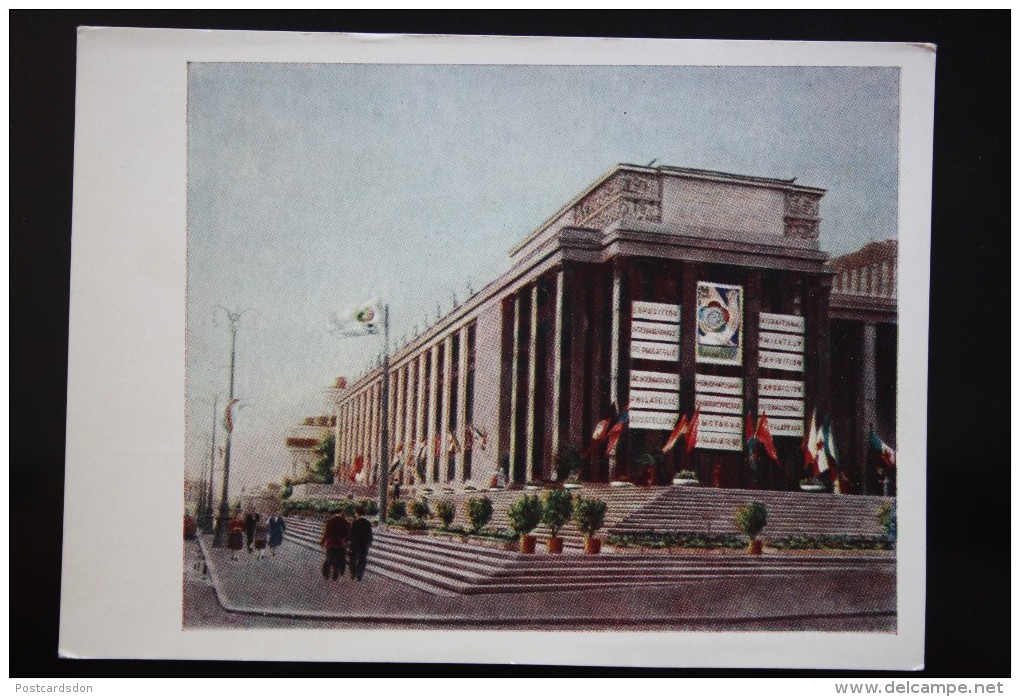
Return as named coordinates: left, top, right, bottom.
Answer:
left=378, top=303, right=390, bottom=528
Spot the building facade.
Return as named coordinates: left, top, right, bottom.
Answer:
left=829, top=240, right=898, bottom=494
left=330, top=164, right=896, bottom=494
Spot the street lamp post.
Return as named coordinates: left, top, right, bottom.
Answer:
left=199, top=394, right=219, bottom=533
left=212, top=307, right=248, bottom=547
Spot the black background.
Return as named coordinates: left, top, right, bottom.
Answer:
left=11, top=11, right=1010, bottom=678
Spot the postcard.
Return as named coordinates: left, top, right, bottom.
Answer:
left=60, top=28, right=933, bottom=668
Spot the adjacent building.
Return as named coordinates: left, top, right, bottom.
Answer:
left=329, top=164, right=897, bottom=494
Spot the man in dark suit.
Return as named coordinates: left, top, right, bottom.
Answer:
left=244, top=511, right=260, bottom=553
left=348, top=506, right=374, bottom=581
left=319, top=511, right=350, bottom=581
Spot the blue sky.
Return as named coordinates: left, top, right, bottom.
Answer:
left=186, top=63, right=899, bottom=493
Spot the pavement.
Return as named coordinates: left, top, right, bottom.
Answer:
left=185, top=535, right=896, bottom=631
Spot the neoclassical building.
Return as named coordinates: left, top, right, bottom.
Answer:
left=330, top=164, right=896, bottom=494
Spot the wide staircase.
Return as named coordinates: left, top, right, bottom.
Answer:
left=612, top=486, right=891, bottom=538
left=284, top=510, right=892, bottom=597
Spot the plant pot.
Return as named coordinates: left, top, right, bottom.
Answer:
left=799, top=483, right=826, bottom=493
left=547, top=537, right=564, bottom=554
left=748, top=539, right=764, bottom=555
left=583, top=537, right=602, bottom=555
left=519, top=534, right=537, bottom=554
left=672, top=477, right=699, bottom=487
left=563, top=482, right=582, bottom=490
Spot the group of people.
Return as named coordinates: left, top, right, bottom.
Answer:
left=224, top=506, right=374, bottom=583
left=320, top=506, right=374, bottom=582
left=227, top=511, right=286, bottom=560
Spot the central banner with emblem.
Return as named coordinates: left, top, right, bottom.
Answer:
left=696, top=282, right=743, bottom=366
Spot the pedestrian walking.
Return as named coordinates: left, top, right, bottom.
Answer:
left=348, top=505, right=374, bottom=581
left=319, top=511, right=350, bottom=581
left=267, top=514, right=286, bottom=556
left=227, top=514, right=245, bottom=561
left=253, top=517, right=269, bottom=559
left=244, top=511, right=260, bottom=553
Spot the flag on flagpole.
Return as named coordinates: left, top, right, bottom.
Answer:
left=433, top=434, right=441, bottom=458
left=591, top=416, right=613, bottom=442
left=223, top=398, right=240, bottom=433
left=470, top=424, right=488, bottom=450
left=448, top=430, right=462, bottom=454
left=662, top=413, right=690, bottom=454
left=685, top=407, right=701, bottom=454
left=329, top=300, right=383, bottom=337
left=756, top=412, right=780, bottom=463
left=803, top=409, right=818, bottom=475
left=605, top=406, right=630, bottom=457
left=823, top=415, right=839, bottom=466
left=869, top=429, right=897, bottom=468
left=745, top=411, right=758, bottom=470
left=813, top=415, right=829, bottom=475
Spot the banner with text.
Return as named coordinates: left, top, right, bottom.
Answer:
left=630, top=410, right=679, bottom=430
left=695, top=374, right=743, bottom=396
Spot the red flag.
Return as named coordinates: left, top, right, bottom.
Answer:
left=605, top=428, right=623, bottom=457
left=224, top=398, right=240, bottom=433
left=756, top=412, right=780, bottom=463
left=352, top=456, right=364, bottom=476
left=433, top=434, right=441, bottom=457
left=662, top=413, right=689, bottom=454
left=685, top=407, right=701, bottom=454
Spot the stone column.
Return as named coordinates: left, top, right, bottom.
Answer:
left=366, top=383, right=377, bottom=485
left=340, top=401, right=351, bottom=476
left=744, top=271, right=762, bottom=487
left=525, top=283, right=539, bottom=481
left=456, top=325, right=470, bottom=483
left=608, top=264, right=623, bottom=481
left=354, top=392, right=365, bottom=478
left=550, top=269, right=565, bottom=474
left=426, top=343, right=440, bottom=483
left=441, top=334, right=454, bottom=483
left=413, top=356, right=425, bottom=484
left=857, top=322, right=878, bottom=494
left=391, top=367, right=402, bottom=481
left=566, top=265, right=587, bottom=450
left=402, top=363, right=414, bottom=485
left=508, top=294, right=522, bottom=481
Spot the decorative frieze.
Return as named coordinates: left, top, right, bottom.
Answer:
left=785, top=218, right=820, bottom=240
left=785, top=192, right=821, bottom=218
left=572, top=171, right=662, bottom=229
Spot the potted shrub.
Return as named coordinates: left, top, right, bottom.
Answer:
left=387, top=499, right=407, bottom=523
left=799, top=476, right=827, bottom=493
left=507, top=494, right=543, bottom=554
left=636, top=450, right=669, bottom=486
left=435, top=500, right=456, bottom=530
left=734, top=502, right=768, bottom=555
left=541, top=488, right=573, bottom=554
left=673, top=469, right=699, bottom=486
left=554, top=445, right=584, bottom=488
left=408, top=497, right=431, bottom=521
left=466, top=495, right=493, bottom=534
left=573, top=496, right=608, bottom=554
